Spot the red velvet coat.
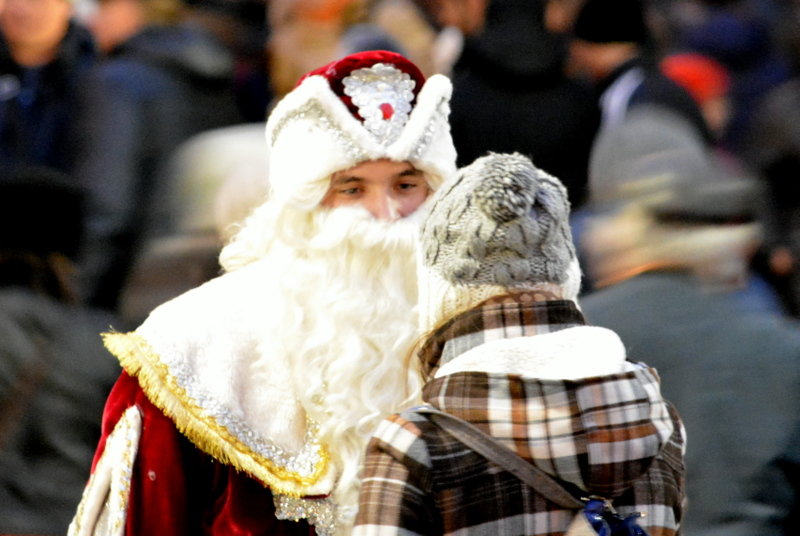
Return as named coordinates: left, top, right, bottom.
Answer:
left=92, top=372, right=317, bottom=535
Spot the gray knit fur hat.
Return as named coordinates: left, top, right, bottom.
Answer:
left=418, top=152, right=581, bottom=333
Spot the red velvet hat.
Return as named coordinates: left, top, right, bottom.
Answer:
left=297, top=50, right=426, bottom=122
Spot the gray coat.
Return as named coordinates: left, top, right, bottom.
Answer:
left=581, top=271, right=800, bottom=536
left=0, top=289, right=121, bottom=535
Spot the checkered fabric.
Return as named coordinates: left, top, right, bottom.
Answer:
left=354, top=298, right=685, bottom=536
left=418, top=296, right=585, bottom=378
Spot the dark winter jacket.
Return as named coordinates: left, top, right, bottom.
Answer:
left=581, top=271, right=800, bottom=535
left=0, top=21, right=96, bottom=174
left=447, top=0, right=599, bottom=208
left=74, top=23, right=241, bottom=310
left=0, top=288, right=121, bottom=535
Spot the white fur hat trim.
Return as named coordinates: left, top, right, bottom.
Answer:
left=265, top=73, right=457, bottom=208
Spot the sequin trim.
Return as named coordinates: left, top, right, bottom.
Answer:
left=270, top=99, right=369, bottom=160
left=103, top=331, right=331, bottom=497
left=411, top=96, right=449, bottom=159
left=343, top=63, right=415, bottom=145
left=68, top=406, right=142, bottom=536
left=274, top=494, right=337, bottom=536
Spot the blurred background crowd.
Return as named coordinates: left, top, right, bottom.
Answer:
left=3, top=0, right=800, bottom=534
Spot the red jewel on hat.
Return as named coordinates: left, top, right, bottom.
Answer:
left=296, top=50, right=425, bottom=123
left=379, top=102, right=394, bottom=120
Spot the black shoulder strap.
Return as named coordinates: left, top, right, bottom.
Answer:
left=415, top=406, right=585, bottom=510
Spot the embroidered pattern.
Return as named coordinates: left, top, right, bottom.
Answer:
left=274, top=494, right=337, bottom=536
left=411, top=96, right=449, bottom=159
left=270, top=99, right=369, bottom=161
left=343, top=63, right=416, bottom=145
left=68, top=406, right=142, bottom=536
left=103, top=332, right=331, bottom=497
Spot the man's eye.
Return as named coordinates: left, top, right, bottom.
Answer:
left=398, top=182, right=419, bottom=190
left=339, top=187, right=362, bottom=195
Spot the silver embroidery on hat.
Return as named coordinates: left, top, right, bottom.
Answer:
left=343, top=63, right=416, bottom=145
left=411, top=96, right=449, bottom=160
left=270, top=99, right=369, bottom=162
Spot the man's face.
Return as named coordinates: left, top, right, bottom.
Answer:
left=0, top=0, right=71, bottom=56
left=320, top=159, right=430, bottom=221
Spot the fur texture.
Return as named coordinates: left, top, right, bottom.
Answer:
left=264, top=74, right=456, bottom=210
left=435, top=325, right=632, bottom=379
left=280, top=207, right=424, bottom=529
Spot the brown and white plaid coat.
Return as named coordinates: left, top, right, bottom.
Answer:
left=354, top=299, right=685, bottom=536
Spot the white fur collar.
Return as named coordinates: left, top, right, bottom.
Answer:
left=104, top=258, right=336, bottom=498
left=434, top=326, right=633, bottom=380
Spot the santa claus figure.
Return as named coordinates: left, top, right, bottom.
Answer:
left=69, top=50, right=457, bottom=536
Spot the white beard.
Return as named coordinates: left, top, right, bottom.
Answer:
left=251, top=205, right=424, bottom=531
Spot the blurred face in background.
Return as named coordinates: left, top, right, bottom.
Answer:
left=1, top=0, right=72, bottom=66
left=429, top=0, right=488, bottom=36
left=88, top=0, right=144, bottom=53
left=544, top=0, right=585, bottom=34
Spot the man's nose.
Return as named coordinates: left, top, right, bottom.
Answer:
left=367, top=193, right=401, bottom=221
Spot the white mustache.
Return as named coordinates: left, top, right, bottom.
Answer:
left=308, top=205, right=421, bottom=253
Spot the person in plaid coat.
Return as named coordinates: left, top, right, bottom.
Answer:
left=354, top=153, right=686, bottom=536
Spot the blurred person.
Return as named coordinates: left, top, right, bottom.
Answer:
left=267, top=0, right=366, bottom=100
left=438, top=0, right=599, bottom=208
left=407, top=0, right=490, bottom=76
left=424, top=0, right=489, bottom=36
left=268, top=0, right=437, bottom=103
left=586, top=104, right=706, bottom=208
left=579, top=105, right=800, bottom=535
left=744, top=46, right=800, bottom=317
left=338, top=20, right=406, bottom=58
left=676, top=0, right=792, bottom=155
left=0, top=0, right=96, bottom=174
left=0, top=168, right=121, bottom=535
left=543, top=0, right=584, bottom=34
left=572, top=104, right=709, bottom=295
left=366, top=0, right=441, bottom=75
left=567, top=0, right=712, bottom=143
left=329, top=0, right=420, bottom=74
left=68, top=51, right=457, bottom=535
left=117, top=122, right=269, bottom=326
left=542, top=0, right=587, bottom=77
left=354, top=152, right=685, bottom=535
left=183, top=0, right=273, bottom=122
left=746, top=417, right=800, bottom=535
left=583, top=105, right=780, bottom=312
left=73, top=0, right=242, bottom=312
